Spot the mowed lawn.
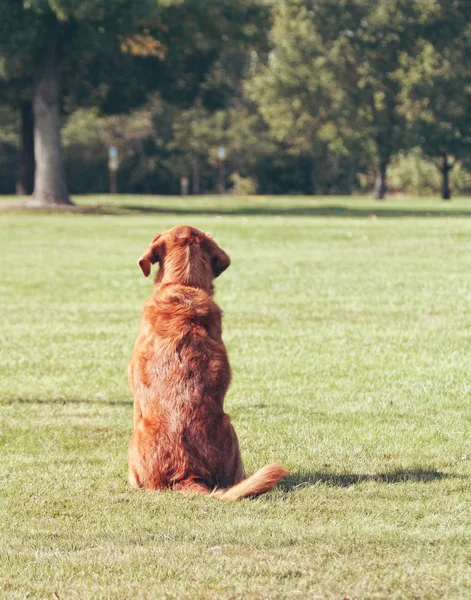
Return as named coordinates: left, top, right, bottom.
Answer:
left=1, top=195, right=471, bottom=599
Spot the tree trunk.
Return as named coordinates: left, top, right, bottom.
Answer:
left=441, top=152, right=452, bottom=200
left=373, top=156, right=388, bottom=200
left=32, top=30, right=71, bottom=205
left=302, top=155, right=315, bottom=195
left=192, top=157, right=200, bottom=195
left=16, top=102, right=35, bottom=195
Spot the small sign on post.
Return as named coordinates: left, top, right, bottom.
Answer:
left=180, top=176, right=189, bottom=196
left=108, top=146, right=119, bottom=195
left=217, top=146, right=226, bottom=194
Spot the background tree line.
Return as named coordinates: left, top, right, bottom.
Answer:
left=0, top=0, right=470, bottom=203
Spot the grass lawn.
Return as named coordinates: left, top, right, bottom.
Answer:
left=1, top=195, right=471, bottom=599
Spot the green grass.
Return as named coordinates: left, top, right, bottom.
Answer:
left=1, top=195, right=471, bottom=599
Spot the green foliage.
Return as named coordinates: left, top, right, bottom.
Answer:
left=397, top=8, right=471, bottom=163
left=2, top=0, right=471, bottom=197
left=229, top=172, right=258, bottom=194
left=60, top=0, right=270, bottom=117
left=57, top=94, right=366, bottom=195
left=0, top=0, right=269, bottom=114
left=388, top=149, right=442, bottom=196
left=0, top=105, right=19, bottom=193
left=248, top=0, right=416, bottom=178
left=389, top=150, right=471, bottom=196
left=1, top=95, right=466, bottom=197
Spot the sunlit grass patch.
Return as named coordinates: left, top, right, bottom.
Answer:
left=1, top=195, right=471, bottom=599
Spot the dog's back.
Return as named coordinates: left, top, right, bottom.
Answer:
left=128, top=226, right=288, bottom=498
left=129, top=283, right=237, bottom=489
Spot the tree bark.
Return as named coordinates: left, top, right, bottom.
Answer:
left=16, top=102, right=35, bottom=195
left=32, top=29, right=71, bottom=205
left=373, top=156, right=388, bottom=200
left=441, top=152, right=452, bottom=200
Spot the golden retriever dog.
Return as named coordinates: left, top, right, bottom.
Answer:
left=128, top=225, right=288, bottom=500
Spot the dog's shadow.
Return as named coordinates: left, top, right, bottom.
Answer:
left=280, top=468, right=468, bottom=491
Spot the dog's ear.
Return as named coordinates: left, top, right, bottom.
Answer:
left=206, top=236, right=230, bottom=277
left=138, top=234, right=163, bottom=277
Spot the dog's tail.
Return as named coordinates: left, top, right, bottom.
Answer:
left=213, top=463, right=289, bottom=502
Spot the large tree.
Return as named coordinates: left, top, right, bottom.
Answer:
left=0, top=0, right=269, bottom=203
left=0, top=2, right=36, bottom=195
left=397, top=1, right=471, bottom=200
left=0, top=0, right=159, bottom=205
left=0, top=92, right=35, bottom=196
left=249, top=0, right=422, bottom=198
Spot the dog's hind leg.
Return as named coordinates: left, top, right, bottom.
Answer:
left=173, top=479, right=211, bottom=496
left=128, top=419, right=165, bottom=490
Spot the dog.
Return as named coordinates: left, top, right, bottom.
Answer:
left=128, top=225, right=288, bottom=501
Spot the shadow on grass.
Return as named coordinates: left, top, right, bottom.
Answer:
left=280, top=468, right=468, bottom=490
left=0, top=396, right=131, bottom=406
left=118, top=204, right=471, bottom=218
left=3, top=201, right=471, bottom=218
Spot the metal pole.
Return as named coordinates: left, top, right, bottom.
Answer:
left=217, top=146, right=226, bottom=194
left=110, top=169, right=117, bottom=195
left=108, top=146, right=118, bottom=195
left=218, top=159, right=225, bottom=194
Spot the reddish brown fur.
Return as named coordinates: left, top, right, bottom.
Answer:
left=128, top=225, right=288, bottom=500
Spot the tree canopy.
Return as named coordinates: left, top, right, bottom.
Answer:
left=0, top=0, right=470, bottom=200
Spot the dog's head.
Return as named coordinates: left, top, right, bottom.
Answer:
left=137, top=226, right=230, bottom=291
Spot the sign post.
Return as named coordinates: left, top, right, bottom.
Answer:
left=108, top=147, right=119, bottom=195
left=217, top=146, right=226, bottom=194
left=180, top=176, right=189, bottom=196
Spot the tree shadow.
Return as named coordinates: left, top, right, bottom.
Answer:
left=117, top=204, right=471, bottom=218
left=3, top=201, right=471, bottom=218
left=280, top=468, right=468, bottom=490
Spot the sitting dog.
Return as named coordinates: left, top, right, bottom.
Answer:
left=128, top=225, right=288, bottom=500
